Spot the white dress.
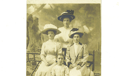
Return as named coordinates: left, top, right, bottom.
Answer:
left=35, top=40, right=62, bottom=76
left=54, top=27, right=72, bottom=48
left=52, top=64, right=69, bottom=76
left=69, top=67, right=82, bottom=76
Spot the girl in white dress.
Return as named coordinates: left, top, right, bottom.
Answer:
left=52, top=53, right=69, bottom=76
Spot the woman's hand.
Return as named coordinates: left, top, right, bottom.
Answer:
left=69, top=63, right=77, bottom=69
left=76, top=65, right=81, bottom=70
left=72, top=63, right=77, bottom=67
left=69, top=64, right=74, bottom=69
left=45, top=61, right=50, bottom=66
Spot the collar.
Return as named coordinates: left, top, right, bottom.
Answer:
left=63, top=27, right=72, bottom=30
left=74, top=43, right=79, bottom=46
left=48, top=39, right=54, bottom=42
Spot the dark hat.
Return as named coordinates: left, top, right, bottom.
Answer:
left=58, top=10, right=75, bottom=21
left=69, top=28, right=84, bottom=38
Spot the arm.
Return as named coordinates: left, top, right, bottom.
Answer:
left=75, top=45, right=89, bottom=70
left=81, top=44, right=89, bottom=66
left=54, top=30, right=65, bottom=43
left=75, top=44, right=89, bottom=67
left=40, top=43, right=48, bottom=65
left=54, top=34, right=60, bottom=42
left=57, top=43, right=63, bottom=53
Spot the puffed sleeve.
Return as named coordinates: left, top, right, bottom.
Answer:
left=54, top=34, right=65, bottom=43
left=81, top=44, right=89, bottom=65
left=54, top=27, right=65, bottom=43
left=55, top=42, right=62, bottom=53
left=65, top=66, right=69, bottom=76
left=40, top=43, right=46, bottom=60
left=54, top=34, right=60, bottom=42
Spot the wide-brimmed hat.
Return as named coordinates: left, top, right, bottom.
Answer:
left=58, top=10, right=75, bottom=21
left=69, top=28, right=84, bottom=38
left=41, top=24, right=61, bottom=35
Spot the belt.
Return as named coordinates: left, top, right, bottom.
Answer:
left=47, top=53, right=57, bottom=56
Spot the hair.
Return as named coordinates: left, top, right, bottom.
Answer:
left=72, top=33, right=83, bottom=38
left=46, top=30, right=56, bottom=35
left=62, top=17, right=71, bottom=22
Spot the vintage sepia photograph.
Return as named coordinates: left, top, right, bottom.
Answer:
left=26, top=4, right=101, bottom=76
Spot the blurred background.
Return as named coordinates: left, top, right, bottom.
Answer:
left=27, top=4, right=101, bottom=52
left=27, top=4, right=101, bottom=76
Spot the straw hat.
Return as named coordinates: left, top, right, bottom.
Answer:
left=69, top=28, right=84, bottom=38
left=41, top=24, right=61, bottom=35
left=58, top=10, right=75, bottom=21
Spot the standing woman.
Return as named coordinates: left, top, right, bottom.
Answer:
left=35, top=24, right=62, bottom=76
left=67, top=28, right=94, bottom=76
left=54, top=10, right=75, bottom=48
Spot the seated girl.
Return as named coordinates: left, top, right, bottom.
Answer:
left=52, top=53, right=69, bottom=76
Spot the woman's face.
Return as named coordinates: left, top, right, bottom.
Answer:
left=47, top=31, right=55, bottom=39
left=63, top=18, right=70, bottom=28
left=73, top=34, right=80, bottom=43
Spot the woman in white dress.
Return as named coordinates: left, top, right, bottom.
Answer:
left=35, top=24, right=62, bottom=76
left=54, top=10, right=75, bottom=48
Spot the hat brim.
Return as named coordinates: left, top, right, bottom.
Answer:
left=41, top=28, right=61, bottom=35
left=69, top=32, right=84, bottom=38
left=58, top=15, right=75, bottom=21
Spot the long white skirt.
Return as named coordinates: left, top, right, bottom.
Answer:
left=69, top=65, right=94, bottom=76
left=35, top=61, right=56, bottom=76
left=35, top=55, right=56, bottom=76
left=69, top=67, right=82, bottom=76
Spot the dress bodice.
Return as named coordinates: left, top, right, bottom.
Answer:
left=43, top=40, right=57, bottom=55
left=41, top=40, right=62, bottom=60
left=52, top=65, right=69, bottom=76
left=58, top=27, right=71, bottom=42
left=54, top=27, right=73, bottom=48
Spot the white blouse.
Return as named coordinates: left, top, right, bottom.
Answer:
left=55, top=27, right=71, bottom=42
left=74, top=43, right=83, bottom=57
left=74, top=43, right=78, bottom=56
left=54, top=27, right=73, bottom=48
left=52, top=64, right=69, bottom=76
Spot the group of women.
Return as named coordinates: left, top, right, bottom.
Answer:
left=35, top=10, right=94, bottom=76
